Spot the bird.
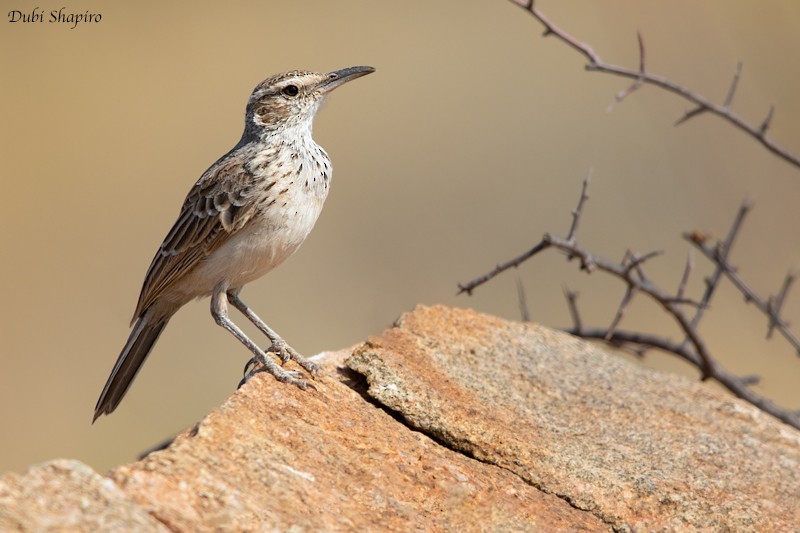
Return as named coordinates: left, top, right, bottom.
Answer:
left=93, top=66, right=375, bottom=422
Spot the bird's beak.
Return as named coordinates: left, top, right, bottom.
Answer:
left=317, top=66, right=375, bottom=94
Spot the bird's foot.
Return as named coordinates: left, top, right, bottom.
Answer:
left=267, top=338, right=320, bottom=376
left=238, top=353, right=316, bottom=391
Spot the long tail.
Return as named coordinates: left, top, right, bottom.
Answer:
left=93, top=310, right=171, bottom=422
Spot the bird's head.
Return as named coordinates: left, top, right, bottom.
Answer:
left=243, top=66, right=375, bottom=136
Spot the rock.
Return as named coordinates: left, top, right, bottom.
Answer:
left=0, top=460, right=168, bottom=532
left=1, top=305, right=797, bottom=531
left=347, top=305, right=800, bottom=531
left=108, top=344, right=599, bottom=532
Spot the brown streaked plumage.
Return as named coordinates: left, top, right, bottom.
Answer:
left=93, top=66, right=375, bottom=422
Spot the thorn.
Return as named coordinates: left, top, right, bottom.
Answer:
left=676, top=250, right=694, bottom=301
left=759, top=105, right=775, bottom=135
left=516, top=277, right=531, bottom=322
left=723, top=61, right=743, bottom=109
left=636, top=31, right=645, bottom=73
left=675, top=106, right=706, bottom=127
left=739, top=374, right=761, bottom=386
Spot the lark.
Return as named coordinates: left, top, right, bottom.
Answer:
left=93, top=66, right=375, bottom=422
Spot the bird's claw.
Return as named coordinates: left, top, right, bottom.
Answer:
left=243, top=356, right=261, bottom=376
left=267, top=340, right=292, bottom=365
left=238, top=352, right=316, bottom=391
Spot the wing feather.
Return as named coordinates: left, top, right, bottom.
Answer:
left=131, top=154, right=258, bottom=321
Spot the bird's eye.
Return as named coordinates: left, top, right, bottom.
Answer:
left=282, top=85, right=299, bottom=97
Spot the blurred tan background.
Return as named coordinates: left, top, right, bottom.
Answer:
left=2, top=1, right=799, bottom=474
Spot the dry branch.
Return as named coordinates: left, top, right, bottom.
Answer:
left=459, top=179, right=800, bottom=429
left=509, top=0, right=800, bottom=170
left=683, top=225, right=800, bottom=355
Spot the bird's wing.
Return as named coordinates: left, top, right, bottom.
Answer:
left=131, top=154, right=259, bottom=322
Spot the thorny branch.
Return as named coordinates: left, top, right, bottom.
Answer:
left=768, top=273, right=796, bottom=340
left=458, top=179, right=800, bottom=429
left=679, top=199, right=752, bottom=351
left=684, top=221, right=800, bottom=355
left=509, top=0, right=800, bottom=170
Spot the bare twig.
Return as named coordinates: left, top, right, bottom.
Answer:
left=508, top=0, right=800, bottom=170
left=623, top=250, right=662, bottom=276
left=760, top=105, right=775, bottom=135
left=681, top=199, right=752, bottom=346
left=674, top=106, right=707, bottom=127
left=461, top=181, right=716, bottom=378
left=767, top=271, right=796, bottom=339
left=517, top=277, right=531, bottom=322
left=605, top=285, right=636, bottom=341
left=564, top=286, right=582, bottom=334
left=458, top=179, right=595, bottom=296
left=609, top=33, right=645, bottom=110
left=566, top=172, right=591, bottom=243
left=676, top=252, right=694, bottom=301
left=604, top=249, right=662, bottom=340
left=542, top=231, right=717, bottom=379
left=684, top=232, right=800, bottom=355
left=724, top=61, right=743, bottom=108
left=459, top=179, right=800, bottom=429
left=457, top=241, right=549, bottom=295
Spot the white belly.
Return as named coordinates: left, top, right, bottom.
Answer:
left=188, top=187, right=326, bottom=295
left=207, top=198, right=324, bottom=287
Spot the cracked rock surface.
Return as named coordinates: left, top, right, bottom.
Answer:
left=2, top=305, right=798, bottom=531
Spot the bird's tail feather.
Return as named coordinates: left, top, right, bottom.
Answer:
left=93, top=311, right=171, bottom=422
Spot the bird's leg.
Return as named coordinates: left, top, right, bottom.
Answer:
left=210, top=288, right=312, bottom=390
left=227, top=291, right=320, bottom=376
